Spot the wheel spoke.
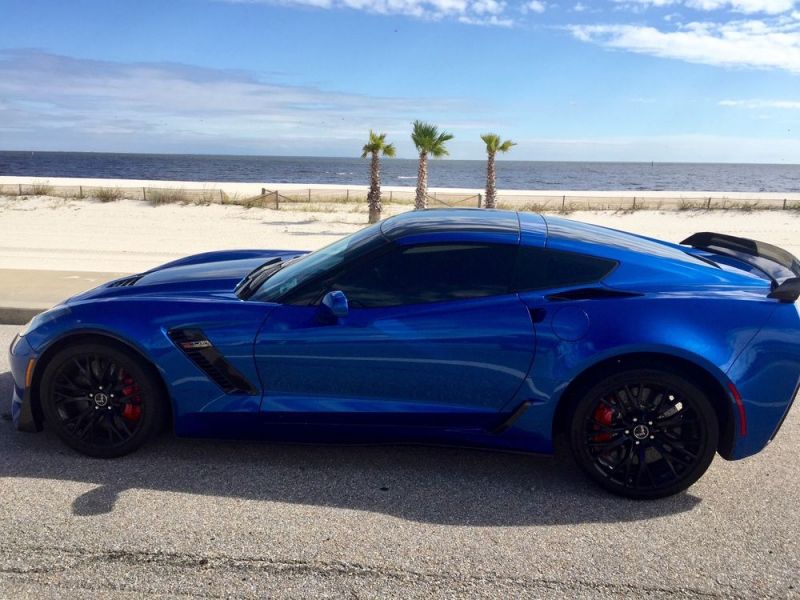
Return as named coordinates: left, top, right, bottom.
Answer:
left=62, top=406, right=95, bottom=426
left=635, top=446, right=655, bottom=488
left=652, top=441, right=686, bottom=475
left=73, top=357, right=93, bottom=385
left=589, top=420, right=627, bottom=434
left=656, top=414, right=697, bottom=429
left=658, top=445, right=693, bottom=467
left=112, top=414, right=133, bottom=439
left=599, top=396, right=625, bottom=416
left=587, top=435, right=628, bottom=451
left=624, top=384, right=642, bottom=409
left=53, top=393, right=88, bottom=406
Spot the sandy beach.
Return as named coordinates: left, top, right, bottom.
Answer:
left=1, top=188, right=799, bottom=273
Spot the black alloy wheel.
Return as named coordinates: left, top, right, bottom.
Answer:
left=570, top=369, right=718, bottom=499
left=40, top=342, right=165, bottom=458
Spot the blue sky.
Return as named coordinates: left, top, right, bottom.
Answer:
left=0, top=0, right=798, bottom=161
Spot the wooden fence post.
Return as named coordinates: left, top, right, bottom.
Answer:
left=308, top=189, right=311, bottom=202
left=561, top=195, right=566, bottom=211
left=389, top=191, right=393, bottom=203
left=707, top=197, right=712, bottom=209
left=478, top=193, right=482, bottom=208
left=632, top=196, right=637, bottom=210
left=220, top=190, right=224, bottom=203
left=79, top=185, right=83, bottom=198
left=783, top=198, right=787, bottom=210
left=274, top=190, right=280, bottom=210
left=18, top=184, right=22, bottom=195
left=142, top=187, right=147, bottom=202
left=262, top=188, right=266, bottom=196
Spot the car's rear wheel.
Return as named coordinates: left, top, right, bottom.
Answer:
left=569, top=369, right=718, bottom=499
left=40, top=342, right=165, bottom=458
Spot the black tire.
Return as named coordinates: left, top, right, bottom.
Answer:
left=40, top=341, right=165, bottom=458
left=569, top=369, right=718, bottom=499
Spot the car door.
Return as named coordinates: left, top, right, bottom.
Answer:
left=253, top=241, right=536, bottom=427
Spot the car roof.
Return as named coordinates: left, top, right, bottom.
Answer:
left=380, top=208, right=547, bottom=246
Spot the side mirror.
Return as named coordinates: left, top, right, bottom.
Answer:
left=319, top=290, right=349, bottom=321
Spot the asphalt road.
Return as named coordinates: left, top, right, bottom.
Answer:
left=0, top=324, right=798, bottom=599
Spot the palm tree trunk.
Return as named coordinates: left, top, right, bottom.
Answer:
left=368, top=151, right=382, bottom=223
left=415, top=151, right=428, bottom=210
left=485, top=150, right=496, bottom=209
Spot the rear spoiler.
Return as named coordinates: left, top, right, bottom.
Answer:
left=681, top=232, right=800, bottom=303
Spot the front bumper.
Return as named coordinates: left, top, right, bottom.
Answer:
left=8, top=334, right=42, bottom=432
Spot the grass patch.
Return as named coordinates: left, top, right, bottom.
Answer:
left=495, top=200, right=575, bottom=214
left=727, top=201, right=760, bottom=212
left=30, top=183, right=53, bottom=196
left=147, top=189, right=188, bottom=206
left=677, top=199, right=708, bottom=211
left=94, top=188, right=123, bottom=203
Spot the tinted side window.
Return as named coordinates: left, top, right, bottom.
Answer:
left=330, top=243, right=516, bottom=307
left=514, top=246, right=616, bottom=291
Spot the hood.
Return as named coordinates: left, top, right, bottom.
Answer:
left=69, top=249, right=307, bottom=302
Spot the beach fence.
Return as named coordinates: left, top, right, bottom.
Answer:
left=1, top=182, right=798, bottom=212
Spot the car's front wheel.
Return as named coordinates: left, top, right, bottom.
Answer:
left=40, top=341, right=165, bottom=458
left=569, top=369, right=719, bottom=499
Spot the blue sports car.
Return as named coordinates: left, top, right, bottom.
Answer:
left=8, top=209, right=800, bottom=498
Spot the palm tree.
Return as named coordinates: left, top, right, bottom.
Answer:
left=481, top=133, right=516, bottom=209
left=411, top=120, right=454, bottom=210
left=361, top=131, right=396, bottom=223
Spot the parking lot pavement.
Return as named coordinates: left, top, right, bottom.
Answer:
left=0, top=324, right=798, bottom=599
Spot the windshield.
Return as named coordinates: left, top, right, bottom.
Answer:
left=251, top=222, right=385, bottom=302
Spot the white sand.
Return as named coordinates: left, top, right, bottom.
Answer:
left=3, top=175, right=800, bottom=200
left=1, top=194, right=799, bottom=273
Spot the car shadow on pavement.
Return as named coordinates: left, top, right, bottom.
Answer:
left=0, top=372, right=701, bottom=526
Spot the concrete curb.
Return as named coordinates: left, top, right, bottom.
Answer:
left=0, top=306, right=45, bottom=326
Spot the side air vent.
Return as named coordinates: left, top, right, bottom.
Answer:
left=108, top=275, right=143, bottom=288
left=546, top=288, right=642, bottom=302
left=168, top=328, right=258, bottom=395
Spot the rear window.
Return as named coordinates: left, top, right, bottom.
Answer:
left=514, top=246, right=616, bottom=291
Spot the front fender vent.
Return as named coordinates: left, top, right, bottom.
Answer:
left=168, top=328, right=258, bottom=395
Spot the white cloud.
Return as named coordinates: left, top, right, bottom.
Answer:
left=720, top=98, right=800, bottom=108
left=614, top=0, right=795, bottom=12
left=472, top=0, right=505, bottom=13
left=525, top=0, right=547, bottom=11
left=0, top=50, right=480, bottom=155
left=685, top=0, right=795, bottom=14
left=572, top=2, right=588, bottom=10
left=570, top=17, right=800, bottom=72
left=224, top=0, right=517, bottom=22
left=458, top=13, right=514, bottom=23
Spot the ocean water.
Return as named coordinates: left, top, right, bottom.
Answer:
left=1, top=151, right=799, bottom=192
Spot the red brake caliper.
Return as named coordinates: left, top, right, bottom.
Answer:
left=592, top=403, right=614, bottom=442
left=120, top=371, right=142, bottom=421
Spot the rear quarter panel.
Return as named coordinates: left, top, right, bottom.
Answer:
left=501, top=292, right=778, bottom=454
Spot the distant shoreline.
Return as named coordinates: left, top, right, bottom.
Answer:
left=2, top=152, right=799, bottom=193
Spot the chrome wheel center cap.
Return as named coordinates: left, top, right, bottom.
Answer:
left=632, top=424, right=650, bottom=440
left=94, top=392, right=109, bottom=407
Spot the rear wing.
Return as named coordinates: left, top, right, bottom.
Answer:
left=681, top=232, right=800, bottom=303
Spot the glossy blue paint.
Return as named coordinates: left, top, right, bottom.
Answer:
left=8, top=209, right=800, bottom=465
left=253, top=294, right=535, bottom=425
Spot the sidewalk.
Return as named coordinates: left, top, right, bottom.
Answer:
left=0, top=269, right=128, bottom=324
